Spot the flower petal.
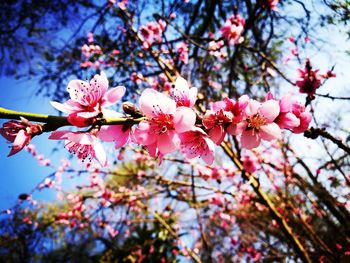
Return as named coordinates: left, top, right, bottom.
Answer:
left=8, top=130, right=30, bottom=156
left=103, top=86, right=126, bottom=107
left=49, top=130, right=71, bottom=140
left=50, top=101, right=76, bottom=114
left=93, top=141, right=107, bottom=167
left=139, top=89, right=176, bottom=117
left=259, top=100, right=280, bottom=122
left=240, top=130, right=261, bottom=149
left=173, top=107, right=196, bottom=133
left=260, top=123, right=281, bottom=141
left=67, top=80, right=92, bottom=106
left=157, top=131, right=179, bottom=154
left=245, top=100, right=260, bottom=116
left=133, top=121, right=157, bottom=145
left=278, top=112, right=300, bottom=129
left=208, top=125, right=226, bottom=145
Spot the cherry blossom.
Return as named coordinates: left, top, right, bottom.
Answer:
left=266, top=93, right=311, bottom=133
left=295, top=60, right=322, bottom=96
left=177, top=42, right=189, bottom=64
left=133, top=88, right=196, bottom=156
left=178, top=127, right=215, bottom=165
left=171, top=76, right=197, bottom=108
left=50, top=71, right=126, bottom=127
left=203, top=95, right=249, bottom=145
left=97, top=109, right=131, bottom=149
left=231, top=99, right=281, bottom=149
left=49, top=130, right=107, bottom=166
left=0, top=118, right=42, bottom=156
left=274, top=96, right=301, bottom=130
left=289, top=102, right=312, bottom=134
left=203, top=104, right=233, bottom=145
left=263, top=0, right=279, bottom=11
left=220, top=14, right=245, bottom=45
left=242, top=153, right=261, bottom=173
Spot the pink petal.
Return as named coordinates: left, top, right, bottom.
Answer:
left=50, top=101, right=76, bottom=114
left=279, top=96, right=294, bottom=113
left=157, top=131, right=179, bottom=154
left=173, top=107, right=196, bottom=133
left=201, top=150, right=214, bottom=165
left=227, top=122, right=246, bottom=136
left=208, top=125, right=226, bottom=145
left=240, top=130, right=261, bottom=149
left=8, top=130, right=30, bottom=156
left=67, top=113, right=94, bottom=128
left=76, top=111, right=99, bottom=118
left=259, top=100, right=280, bottom=122
left=211, top=101, right=226, bottom=112
left=245, top=100, right=260, bottom=116
left=292, top=112, right=312, bottom=133
left=66, top=132, right=95, bottom=145
left=49, top=130, right=71, bottom=140
left=98, top=125, right=129, bottom=149
left=260, top=123, right=281, bottom=141
left=146, top=142, right=159, bottom=157
left=174, top=76, right=189, bottom=96
left=133, top=121, right=157, bottom=145
left=67, top=80, right=92, bottom=106
left=90, top=71, right=109, bottom=97
left=93, top=141, right=107, bottom=167
left=103, top=86, right=126, bottom=107
left=139, top=89, right=176, bottom=117
left=278, top=112, right=300, bottom=129
left=201, top=137, right=215, bottom=165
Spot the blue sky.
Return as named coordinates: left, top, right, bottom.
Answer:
left=0, top=76, right=60, bottom=210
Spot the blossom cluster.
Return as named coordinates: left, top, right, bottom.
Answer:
left=139, top=20, right=166, bottom=49
left=220, top=14, right=245, bottom=45
left=0, top=70, right=312, bottom=167
left=296, top=59, right=336, bottom=97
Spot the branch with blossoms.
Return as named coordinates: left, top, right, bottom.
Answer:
left=1, top=70, right=314, bottom=167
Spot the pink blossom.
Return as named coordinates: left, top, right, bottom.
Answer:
left=97, top=109, right=131, bottom=149
left=208, top=40, right=225, bottom=58
left=232, top=99, right=281, bottom=149
left=203, top=95, right=249, bottom=145
left=220, top=14, right=245, bottom=45
left=118, top=0, right=128, bottom=10
left=242, top=153, right=261, bottom=173
left=49, top=130, right=107, bottom=166
left=263, top=0, right=279, bottom=11
left=177, top=42, right=189, bottom=64
left=289, top=102, right=312, bottom=133
left=131, top=72, right=143, bottom=84
left=275, top=96, right=301, bottom=130
left=203, top=106, right=233, bottom=145
left=267, top=93, right=311, bottom=133
left=139, top=20, right=166, bottom=48
left=0, top=119, right=42, bottom=156
left=50, top=71, right=125, bottom=127
left=171, top=76, right=197, bottom=107
left=133, top=89, right=196, bottom=156
left=87, top=32, right=94, bottom=44
left=295, top=60, right=322, bottom=96
left=178, top=127, right=215, bottom=165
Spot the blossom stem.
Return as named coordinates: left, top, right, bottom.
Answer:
left=0, top=106, right=147, bottom=132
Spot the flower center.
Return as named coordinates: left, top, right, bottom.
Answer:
left=66, top=142, right=93, bottom=162
left=152, top=114, right=174, bottom=134
left=246, top=113, right=266, bottom=131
